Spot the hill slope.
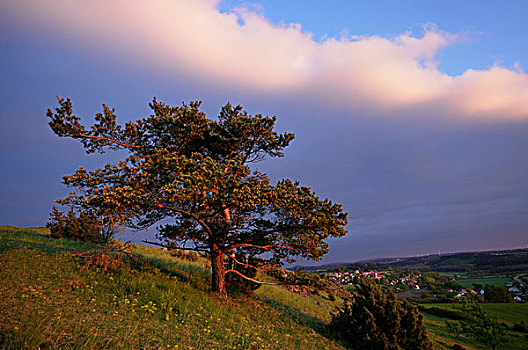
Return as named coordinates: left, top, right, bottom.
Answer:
left=0, top=225, right=344, bottom=349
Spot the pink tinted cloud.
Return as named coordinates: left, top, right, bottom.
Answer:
left=4, top=0, right=528, bottom=120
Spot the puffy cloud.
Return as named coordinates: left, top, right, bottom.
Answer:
left=3, top=0, right=528, bottom=120
left=447, top=65, right=528, bottom=118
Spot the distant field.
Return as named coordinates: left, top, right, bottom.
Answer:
left=480, top=303, right=528, bottom=326
left=457, top=276, right=513, bottom=289
left=421, top=303, right=528, bottom=350
left=424, top=303, right=528, bottom=325
left=437, top=271, right=469, bottom=277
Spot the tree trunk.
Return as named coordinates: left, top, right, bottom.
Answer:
left=210, top=242, right=227, bottom=299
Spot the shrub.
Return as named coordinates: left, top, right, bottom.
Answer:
left=46, top=206, right=117, bottom=243
left=268, top=268, right=332, bottom=290
left=328, top=277, right=432, bottom=350
left=224, top=253, right=261, bottom=296
left=170, top=249, right=200, bottom=262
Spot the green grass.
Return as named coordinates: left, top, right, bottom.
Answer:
left=420, top=312, right=477, bottom=350
left=255, top=284, right=343, bottom=335
left=480, top=304, right=528, bottom=326
left=437, top=271, right=470, bottom=279
left=420, top=303, right=528, bottom=350
left=0, top=226, right=344, bottom=349
left=457, top=276, right=514, bottom=289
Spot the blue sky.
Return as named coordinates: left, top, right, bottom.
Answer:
left=220, top=0, right=528, bottom=75
left=1, top=0, right=527, bottom=263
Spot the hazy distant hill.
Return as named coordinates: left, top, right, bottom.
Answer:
left=304, top=248, right=528, bottom=275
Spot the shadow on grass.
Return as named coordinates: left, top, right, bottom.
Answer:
left=260, top=297, right=330, bottom=336
left=0, top=226, right=215, bottom=295
left=129, top=255, right=212, bottom=292
left=0, top=228, right=100, bottom=255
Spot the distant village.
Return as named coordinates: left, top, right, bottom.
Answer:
left=324, top=269, right=527, bottom=303
left=326, top=269, right=422, bottom=290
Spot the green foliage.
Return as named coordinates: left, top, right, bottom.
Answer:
left=328, top=278, right=432, bottom=350
left=484, top=284, right=514, bottom=303
left=446, top=301, right=507, bottom=350
left=420, top=271, right=463, bottom=292
left=46, top=205, right=116, bottom=243
left=47, top=97, right=348, bottom=296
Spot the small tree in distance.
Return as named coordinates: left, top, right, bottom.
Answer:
left=47, top=97, right=348, bottom=298
left=484, top=284, right=514, bottom=303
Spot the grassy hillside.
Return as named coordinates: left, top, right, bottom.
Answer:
left=3, top=225, right=526, bottom=349
left=0, top=225, right=344, bottom=349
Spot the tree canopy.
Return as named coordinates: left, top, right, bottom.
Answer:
left=47, top=97, right=348, bottom=297
left=484, top=284, right=514, bottom=303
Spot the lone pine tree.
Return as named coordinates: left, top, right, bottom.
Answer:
left=47, top=97, right=348, bottom=298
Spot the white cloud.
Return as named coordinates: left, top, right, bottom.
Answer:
left=3, top=0, right=528, bottom=120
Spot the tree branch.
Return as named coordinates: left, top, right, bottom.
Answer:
left=142, top=239, right=208, bottom=253
left=225, top=269, right=279, bottom=285
left=226, top=254, right=268, bottom=272
left=151, top=202, right=214, bottom=238
left=74, top=132, right=142, bottom=149
left=228, top=242, right=315, bottom=258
